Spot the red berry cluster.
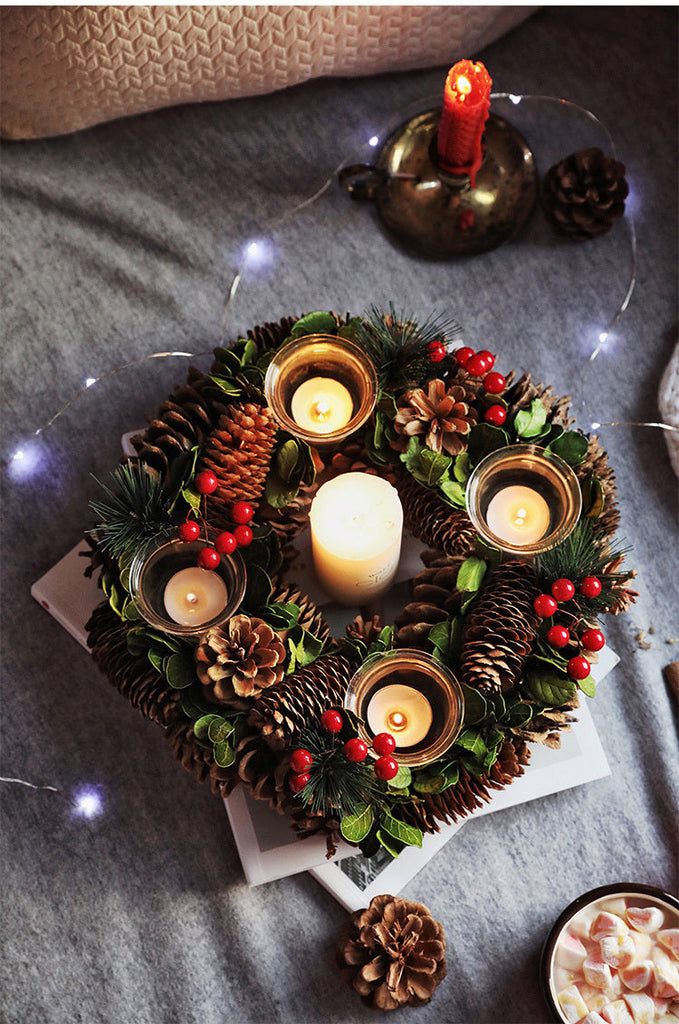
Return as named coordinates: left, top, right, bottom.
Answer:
left=454, top=346, right=507, bottom=424
left=287, top=712, right=401, bottom=793
left=177, top=473, right=255, bottom=571
left=533, top=576, right=605, bottom=681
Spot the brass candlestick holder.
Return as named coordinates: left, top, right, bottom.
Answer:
left=339, top=110, right=537, bottom=260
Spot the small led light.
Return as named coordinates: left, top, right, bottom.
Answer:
left=509, top=94, right=522, bottom=105
left=72, top=785, right=104, bottom=819
left=85, top=377, right=97, bottom=388
left=7, top=441, right=41, bottom=480
left=591, top=422, right=601, bottom=430
left=368, top=135, right=379, bottom=147
left=242, top=238, right=274, bottom=271
left=599, top=332, right=609, bottom=344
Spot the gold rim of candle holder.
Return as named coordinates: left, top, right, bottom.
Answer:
left=344, top=649, right=464, bottom=768
left=465, top=444, right=582, bottom=557
left=129, top=538, right=246, bottom=639
left=263, top=333, right=378, bottom=446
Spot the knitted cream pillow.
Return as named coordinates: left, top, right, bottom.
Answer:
left=0, top=5, right=535, bottom=140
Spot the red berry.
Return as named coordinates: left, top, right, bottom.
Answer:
left=289, top=772, right=309, bottom=794
left=231, top=501, right=254, bottom=524
left=290, top=748, right=313, bottom=774
left=455, top=346, right=475, bottom=368
left=194, top=470, right=218, bottom=495
left=344, top=738, right=369, bottom=763
left=320, top=709, right=343, bottom=733
left=372, top=732, right=396, bottom=756
left=374, top=755, right=399, bottom=781
left=465, top=352, right=488, bottom=376
left=534, top=594, right=558, bottom=617
left=215, top=531, right=237, bottom=555
left=580, top=576, right=602, bottom=598
left=177, top=520, right=200, bottom=543
left=233, top=524, right=253, bottom=547
left=484, top=404, right=507, bottom=426
left=197, top=547, right=220, bottom=570
left=547, top=625, right=570, bottom=649
left=427, top=341, right=446, bottom=363
left=483, top=372, right=506, bottom=395
left=581, top=628, right=605, bottom=652
left=477, top=350, right=495, bottom=371
left=567, top=655, right=591, bottom=681
left=551, top=578, right=575, bottom=603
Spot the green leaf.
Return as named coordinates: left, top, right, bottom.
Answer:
left=428, top=619, right=453, bottom=661
left=467, top=423, right=509, bottom=465
left=514, top=398, right=548, bottom=439
left=455, top=728, right=488, bottom=759
left=438, top=476, right=467, bottom=508
left=276, top=440, right=301, bottom=483
left=147, top=649, right=164, bottom=673
left=400, top=437, right=452, bottom=487
left=289, top=311, right=337, bottom=340
left=578, top=674, right=596, bottom=698
left=340, top=803, right=374, bottom=843
left=209, top=374, right=241, bottom=397
left=454, top=451, right=472, bottom=483
left=126, top=627, right=148, bottom=657
left=193, top=714, right=224, bottom=742
left=548, top=430, right=589, bottom=466
left=456, top=556, right=487, bottom=593
left=460, top=683, right=487, bottom=725
left=413, top=772, right=446, bottom=794
left=379, top=810, right=423, bottom=849
left=208, top=718, right=234, bottom=744
left=504, top=699, right=534, bottom=728
left=165, top=652, right=197, bottom=690
left=387, top=764, right=412, bottom=791
left=242, top=564, right=272, bottom=612
left=524, top=666, right=577, bottom=707
left=581, top=473, right=605, bottom=520
left=121, top=599, right=141, bottom=622
left=213, top=740, right=235, bottom=768
left=376, top=829, right=404, bottom=858
left=286, top=628, right=324, bottom=672
left=182, top=486, right=202, bottom=511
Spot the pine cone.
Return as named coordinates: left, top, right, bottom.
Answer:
left=163, top=714, right=239, bottom=797
left=269, top=577, right=331, bottom=647
left=395, top=472, right=477, bottom=558
left=576, top=432, right=621, bottom=541
left=256, top=480, right=317, bottom=549
left=235, top=733, right=291, bottom=812
left=504, top=372, right=575, bottom=430
left=325, top=438, right=397, bottom=486
left=248, top=649, right=361, bottom=750
left=393, top=379, right=477, bottom=457
left=199, top=402, right=277, bottom=528
left=512, top=697, right=579, bottom=749
left=195, top=615, right=287, bottom=704
left=460, top=561, right=541, bottom=695
left=543, top=148, right=628, bottom=241
left=87, top=602, right=180, bottom=725
left=394, top=552, right=466, bottom=648
left=601, top=553, right=639, bottom=614
left=290, top=807, right=342, bottom=859
left=346, top=614, right=384, bottom=646
left=130, top=367, right=224, bottom=480
left=337, top=894, right=447, bottom=1010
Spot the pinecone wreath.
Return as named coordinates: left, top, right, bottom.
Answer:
left=337, top=894, right=447, bottom=1010
left=542, top=147, right=629, bottom=241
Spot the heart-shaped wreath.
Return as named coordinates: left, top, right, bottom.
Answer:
left=85, top=308, right=637, bottom=860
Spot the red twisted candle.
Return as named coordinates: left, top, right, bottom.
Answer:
left=437, top=60, right=492, bottom=186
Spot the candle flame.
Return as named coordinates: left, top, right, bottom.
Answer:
left=186, top=592, right=199, bottom=605
left=456, top=75, right=472, bottom=99
left=311, top=399, right=331, bottom=423
left=387, top=710, right=408, bottom=732
left=513, top=507, right=528, bottom=527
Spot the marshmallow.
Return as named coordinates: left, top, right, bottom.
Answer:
left=602, top=898, right=629, bottom=918
left=580, top=982, right=610, bottom=1011
left=622, top=993, right=655, bottom=1024
left=652, top=948, right=679, bottom=999
left=571, top=910, right=600, bottom=944
left=630, top=931, right=653, bottom=963
left=582, top=1014, right=608, bottom=1024
left=557, top=984, right=589, bottom=1023
left=626, top=906, right=665, bottom=933
left=584, top=955, right=615, bottom=991
left=602, top=999, right=635, bottom=1024
left=557, top=932, right=589, bottom=971
left=658, top=930, right=679, bottom=959
left=553, top=966, right=579, bottom=992
left=600, top=933, right=637, bottom=970
left=657, top=1013, right=679, bottom=1024
left=592, top=913, right=629, bottom=942
left=619, top=960, right=654, bottom=992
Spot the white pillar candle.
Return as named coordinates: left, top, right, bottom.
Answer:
left=309, top=472, right=403, bottom=604
left=367, top=684, right=433, bottom=748
left=290, top=377, right=354, bottom=435
left=485, top=484, right=551, bottom=546
left=163, top=567, right=228, bottom=626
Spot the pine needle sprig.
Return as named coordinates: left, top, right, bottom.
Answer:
left=89, top=460, right=176, bottom=561
left=295, top=719, right=382, bottom=818
left=537, top=518, right=634, bottom=615
left=354, top=305, right=462, bottom=393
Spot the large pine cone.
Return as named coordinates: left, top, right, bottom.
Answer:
left=543, top=148, right=628, bottom=241
left=235, top=733, right=291, bottom=812
left=393, top=379, right=477, bottom=457
left=337, top=894, right=447, bottom=1010
left=395, top=472, right=477, bottom=558
left=248, top=648, right=361, bottom=749
left=394, top=551, right=466, bottom=648
left=195, top=615, right=287, bottom=704
left=199, top=402, right=277, bottom=527
left=460, top=561, right=541, bottom=695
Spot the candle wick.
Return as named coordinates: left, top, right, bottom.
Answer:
left=186, top=592, right=198, bottom=605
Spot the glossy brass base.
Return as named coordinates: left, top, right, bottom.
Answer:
left=340, top=110, right=537, bottom=260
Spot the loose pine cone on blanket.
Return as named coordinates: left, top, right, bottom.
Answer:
left=543, top=147, right=628, bottom=241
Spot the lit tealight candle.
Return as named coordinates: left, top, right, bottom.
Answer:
left=367, top=684, right=433, bottom=748
left=309, top=472, right=403, bottom=604
left=290, top=377, right=354, bottom=435
left=485, top=485, right=551, bottom=546
left=163, top=567, right=228, bottom=626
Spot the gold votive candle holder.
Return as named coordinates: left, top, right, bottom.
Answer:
left=264, top=333, right=378, bottom=446
left=344, top=649, right=464, bottom=768
left=129, top=538, right=246, bottom=639
left=465, top=444, right=582, bottom=557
